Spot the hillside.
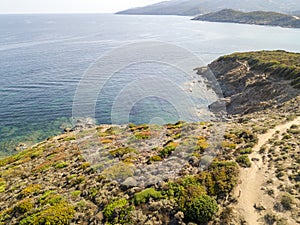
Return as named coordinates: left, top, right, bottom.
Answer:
left=203, top=50, right=300, bottom=114
left=117, top=0, right=205, bottom=16
left=192, top=9, right=300, bottom=28
left=117, top=0, right=300, bottom=16
left=289, top=10, right=300, bottom=15
left=1, top=51, right=300, bottom=225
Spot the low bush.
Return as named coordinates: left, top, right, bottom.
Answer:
left=20, top=184, right=41, bottom=197
left=280, top=193, right=294, bottom=210
left=134, top=131, right=151, bottom=140
left=55, top=161, right=69, bottom=169
left=183, top=195, right=218, bottom=224
left=149, top=155, right=162, bottom=162
left=159, top=142, right=178, bottom=158
left=109, top=147, right=137, bottom=158
left=236, top=155, right=251, bottom=167
left=196, top=137, right=209, bottom=152
left=133, top=188, right=163, bottom=205
left=19, top=201, right=75, bottom=225
left=0, top=178, right=6, bottom=193
left=239, top=148, right=253, bottom=154
left=103, top=198, right=133, bottom=224
left=14, top=198, right=34, bottom=214
left=199, top=161, right=239, bottom=198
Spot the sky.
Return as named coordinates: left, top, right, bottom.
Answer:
left=0, top=0, right=165, bottom=14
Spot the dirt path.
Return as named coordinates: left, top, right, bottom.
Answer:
left=235, top=116, right=300, bottom=224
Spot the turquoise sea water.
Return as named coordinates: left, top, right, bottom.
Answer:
left=1, top=14, right=300, bottom=156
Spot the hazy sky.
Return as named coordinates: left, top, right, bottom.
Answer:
left=0, top=0, right=165, bottom=14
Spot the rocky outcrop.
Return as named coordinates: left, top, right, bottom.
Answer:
left=198, top=51, right=300, bottom=115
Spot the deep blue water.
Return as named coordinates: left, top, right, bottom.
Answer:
left=1, top=14, right=300, bottom=155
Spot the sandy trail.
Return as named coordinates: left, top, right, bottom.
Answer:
left=235, top=116, right=300, bottom=224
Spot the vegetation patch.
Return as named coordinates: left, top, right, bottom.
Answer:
left=55, top=161, right=69, bottom=169
left=159, top=142, right=178, bottom=158
left=236, top=155, right=251, bottom=168
left=109, top=147, right=137, bottom=158
left=101, top=162, right=135, bottom=180
left=280, top=193, right=294, bottom=210
left=98, top=126, right=122, bottom=137
left=134, top=131, right=151, bottom=140
left=221, top=141, right=237, bottom=150
left=183, top=194, right=219, bottom=224
left=14, top=198, right=34, bottom=214
left=19, top=201, right=75, bottom=225
left=133, top=188, right=163, bottom=205
left=20, top=184, right=41, bottom=197
left=103, top=198, right=133, bottom=225
left=63, top=135, right=76, bottom=142
left=0, top=178, right=6, bottom=193
left=149, top=155, right=162, bottom=162
left=199, top=161, right=239, bottom=198
left=196, top=136, right=209, bottom=152
left=239, top=147, right=253, bottom=154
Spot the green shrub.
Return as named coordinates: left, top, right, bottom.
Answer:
left=63, top=135, right=76, bottom=141
left=71, top=175, right=85, bottom=186
left=38, top=190, right=56, bottom=202
left=98, top=126, right=122, bottom=137
left=177, top=184, right=206, bottom=209
left=128, top=123, right=149, bottom=131
left=0, top=179, right=6, bottom=193
left=221, top=141, right=236, bottom=150
left=264, top=213, right=277, bottom=225
left=183, top=195, right=218, bottom=224
left=196, top=137, right=209, bottom=152
left=149, top=155, right=162, bottom=162
left=133, top=188, right=163, bottom=205
left=80, top=162, right=90, bottom=169
left=103, top=198, right=133, bottom=224
left=109, top=147, right=137, bottom=158
left=164, top=181, right=185, bottom=199
left=19, top=202, right=75, bottom=225
left=199, top=161, right=239, bottom=198
left=159, top=143, right=177, bottom=158
left=287, top=129, right=300, bottom=134
left=20, top=184, right=41, bottom=197
left=55, top=161, right=69, bottom=169
left=14, top=198, right=34, bottom=214
left=39, top=194, right=64, bottom=206
left=239, top=148, right=253, bottom=154
left=134, top=131, right=151, bottom=140
left=166, top=121, right=184, bottom=129
left=280, top=193, right=294, bottom=210
left=71, top=190, right=81, bottom=198
left=236, top=155, right=251, bottom=167
left=101, top=162, right=134, bottom=180
left=88, top=187, right=98, bottom=199
left=277, top=218, right=288, bottom=225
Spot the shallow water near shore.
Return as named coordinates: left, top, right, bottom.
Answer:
left=1, top=14, right=300, bottom=156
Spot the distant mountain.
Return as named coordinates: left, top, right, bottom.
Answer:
left=117, top=0, right=300, bottom=16
left=117, top=0, right=204, bottom=16
left=192, top=9, right=300, bottom=28
left=290, top=10, right=300, bottom=16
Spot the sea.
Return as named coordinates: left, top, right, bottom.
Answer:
left=1, top=13, right=300, bottom=156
